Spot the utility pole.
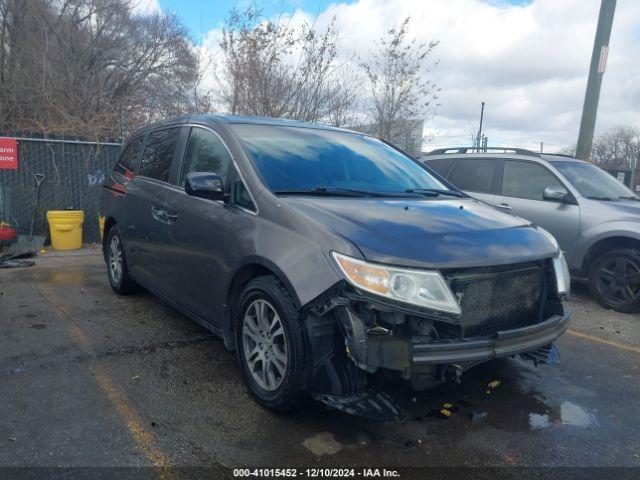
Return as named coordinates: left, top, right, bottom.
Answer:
left=119, top=108, right=125, bottom=143
left=576, top=0, right=617, bottom=160
left=476, top=102, right=485, bottom=152
left=540, top=141, right=544, bottom=153
left=631, top=152, right=639, bottom=192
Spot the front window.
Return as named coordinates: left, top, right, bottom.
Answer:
left=180, top=127, right=232, bottom=187
left=502, top=160, right=563, bottom=201
left=551, top=161, right=638, bottom=200
left=231, top=124, right=449, bottom=195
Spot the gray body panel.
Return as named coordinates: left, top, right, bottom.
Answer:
left=125, top=177, right=170, bottom=291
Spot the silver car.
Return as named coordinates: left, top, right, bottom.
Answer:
left=422, top=147, right=640, bottom=313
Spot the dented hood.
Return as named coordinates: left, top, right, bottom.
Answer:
left=283, top=197, right=558, bottom=269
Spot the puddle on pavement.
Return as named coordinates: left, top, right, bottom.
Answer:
left=560, top=401, right=596, bottom=427
left=528, top=412, right=551, bottom=429
left=528, top=401, right=596, bottom=430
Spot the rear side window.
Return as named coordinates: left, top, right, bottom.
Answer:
left=179, top=128, right=232, bottom=187
left=425, top=158, right=453, bottom=176
left=502, top=161, right=563, bottom=200
left=448, top=158, right=497, bottom=194
left=139, top=128, right=180, bottom=182
left=114, top=136, right=144, bottom=176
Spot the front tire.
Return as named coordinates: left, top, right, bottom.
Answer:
left=105, top=226, right=139, bottom=295
left=588, top=248, right=640, bottom=313
left=235, top=276, right=307, bottom=413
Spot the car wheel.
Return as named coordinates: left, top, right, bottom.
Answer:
left=235, top=275, right=307, bottom=413
left=588, top=248, right=640, bottom=313
left=105, top=226, right=139, bottom=295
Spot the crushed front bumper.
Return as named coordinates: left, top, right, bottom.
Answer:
left=411, top=311, right=571, bottom=365
left=307, top=300, right=571, bottom=420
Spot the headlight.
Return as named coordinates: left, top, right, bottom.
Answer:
left=332, top=252, right=461, bottom=315
left=553, top=250, right=571, bottom=297
left=537, top=227, right=570, bottom=297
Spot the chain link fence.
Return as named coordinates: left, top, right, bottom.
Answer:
left=0, top=137, right=122, bottom=244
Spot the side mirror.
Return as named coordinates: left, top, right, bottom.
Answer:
left=543, top=185, right=569, bottom=202
left=185, top=172, right=224, bottom=201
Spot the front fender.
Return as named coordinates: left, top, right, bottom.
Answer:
left=572, top=221, right=640, bottom=271
left=219, top=203, right=360, bottom=350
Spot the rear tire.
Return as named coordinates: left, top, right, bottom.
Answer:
left=235, top=275, right=307, bottom=413
left=588, top=248, right=640, bottom=314
left=105, top=226, right=139, bottom=295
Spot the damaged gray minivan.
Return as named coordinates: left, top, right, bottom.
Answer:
left=101, top=115, right=571, bottom=419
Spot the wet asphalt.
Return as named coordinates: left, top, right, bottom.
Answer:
left=1, top=249, right=639, bottom=475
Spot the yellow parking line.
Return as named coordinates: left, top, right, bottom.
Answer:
left=567, top=329, right=640, bottom=355
left=90, top=363, right=174, bottom=475
left=38, top=284, right=179, bottom=480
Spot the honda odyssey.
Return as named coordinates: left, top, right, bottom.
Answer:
left=101, top=115, right=571, bottom=419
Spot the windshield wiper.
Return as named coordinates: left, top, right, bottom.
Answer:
left=405, top=188, right=464, bottom=198
left=586, top=196, right=619, bottom=201
left=618, top=196, right=640, bottom=201
left=274, top=188, right=364, bottom=197
left=274, top=187, right=418, bottom=198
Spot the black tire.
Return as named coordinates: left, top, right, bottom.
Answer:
left=105, top=225, right=139, bottom=295
left=235, top=275, right=307, bottom=413
left=588, top=248, right=640, bottom=314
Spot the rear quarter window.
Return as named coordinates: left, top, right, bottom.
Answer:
left=114, top=136, right=144, bottom=177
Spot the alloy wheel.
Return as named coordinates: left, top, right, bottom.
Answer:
left=241, top=299, right=288, bottom=392
left=108, top=235, right=123, bottom=285
left=594, top=256, right=640, bottom=308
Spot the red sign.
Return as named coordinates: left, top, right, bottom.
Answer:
left=0, top=138, right=17, bottom=170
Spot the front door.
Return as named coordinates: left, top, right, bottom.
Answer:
left=493, top=159, right=580, bottom=256
left=163, top=126, right=235, bottom=325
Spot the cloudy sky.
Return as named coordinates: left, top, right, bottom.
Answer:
left=140, top=0, right=640, bottom=153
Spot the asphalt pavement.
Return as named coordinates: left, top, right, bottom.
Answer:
left=1, top=248, right=639, bottom=478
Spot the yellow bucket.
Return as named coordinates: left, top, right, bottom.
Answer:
left=46, top=210, right=84, bottom=251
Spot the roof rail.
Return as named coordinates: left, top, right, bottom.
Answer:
left=541, top=152, right=578, bottom=159
left=425, top=147, right=541, bottom=156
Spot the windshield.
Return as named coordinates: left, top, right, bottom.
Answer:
left=231, top=124, right=449, bottom=195
left=551, top=160, right=638, bottom=200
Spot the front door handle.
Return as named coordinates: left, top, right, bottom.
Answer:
left=151, top=206, right=168, bottom=222
left=495, top=203, right=512, bottom=211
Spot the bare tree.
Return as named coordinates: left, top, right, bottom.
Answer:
left=562, top=126, right=640, bottom=169
left=0, top=0, right=200, bottom=140
left=359, top=17, right=439, bottom=147
left=216, top=8, right=358, bottom=125
left=591, top=126, right=640, bottom=170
